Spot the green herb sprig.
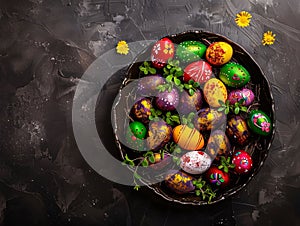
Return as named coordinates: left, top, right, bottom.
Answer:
left=183, top=79, right=200, bottom=96
left=181, top=112, right=196, bottom=129
left=192, top=178, right=217, bottom=203
left=218, top=99, right=248, bottom=115
left=149, top=108, right=180, bottom=126
left=139, top=61, right=157, bottom=75
left=218, top=156, right=235, bottom=173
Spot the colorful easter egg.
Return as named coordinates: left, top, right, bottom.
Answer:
left=195, top=108, right=226, bottom=131
left=206, top=167, right=230, bottom=187
left=226, top=116, right=250, bottom=146
left=206, top=130, right=231, bottom=160
left=147, top=120, right=172, bottom=150
left=247, top=110, right=272, bottom=136
left=180, top=151, right=212, bottom=174
left=203, top=78, right=228, bottom=108
left=149, top=153, right=172, bottom=170
left=131, top=98, right=152, bottom=124
left=173, top=125, right=204, bottom=151
left=125, top=122, right=147, bottom=151
left=183, top=60, right=213, bottom=84
left=232, top=150, right=253, bottom=174
left=165, top=170, right=195, bottom=194
left=176, top=41, right=207, bottom=63
left=155, top=87, right=179, bottom=111
left=228, top=88, right=255, bottom=106
left=151, top=38, right=175, bottom=69
left=137, top=75, right=165, bottom=96
left=178, top=89, right=203, bottom=115
left=206, top=42, right=233, bottom=66
left=129, top=121, right=147, bottom=139
left=219, top=62, right=251, bottom=88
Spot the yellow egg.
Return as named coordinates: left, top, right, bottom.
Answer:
left=203, top=78, right=228, bottom=107
left=173, top=125, right=204, bottom=151
left=206, top=42, right=233, bottom=66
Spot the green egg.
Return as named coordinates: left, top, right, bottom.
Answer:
left=247, top=110, right=272, bottom=136
left=129, top=121, right=147, bottom=139
left=219, top=62, right=251, bottom=87
left=176, top=41, right=207, bottom=63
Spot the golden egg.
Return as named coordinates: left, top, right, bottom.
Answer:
left=173, top=125, right=204, bottom=151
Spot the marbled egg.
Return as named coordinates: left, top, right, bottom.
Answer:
left=226, top=115, right=250, bottom=146
left=232, top=150, right=253, bottom=174
left=206, top=167, right=230, bottom=187
left=176, top=41, right=207, bottom=63
left=178, top=89, right=203, bottom=115
left=183, top=60, right=213, bottom=84
left=195, top=108, right=226, bottom=131
left=151, top=38, right=175, bottom=69
left=206, top=130, right=231, bottom=160
left=228, top=88, right=255, bottom=106
left=219, top=62, right=251, bottom=88
left=173, top=125, right=204, bottom=151
left=206, top=42, right=233, bottom=66
left=131, top=98, right=152, bottom=124
left=165, top=170, right=195, bottom=194
left=203, top=78, right=228, bottom=108
left=180, top=151, right=212, bottom=174
left=247, top=110, right=272, bottom=136
left=125, top=122, right=147, bottom=151
left=147, top=120, right=172, bottom=150
left=155, top=87, right=179, bottom=111
left=137, top=75, right=165, bottom=96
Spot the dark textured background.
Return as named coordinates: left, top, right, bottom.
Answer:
left=0, top=0, right=299, bottom=225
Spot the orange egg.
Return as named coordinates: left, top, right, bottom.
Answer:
left=173, top=125, right=204, bottom=151
left=203, top=78, right=228, bottom=108
left=206, top=42, right=233, bottom=66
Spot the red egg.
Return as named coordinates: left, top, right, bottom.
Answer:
left=151, top=38, right=175, bottom=69
left=206, top=166, right=230, bottom=187
left=183, top=60, right=213, bottom=84
left=232, top=150, right=253, bottom=174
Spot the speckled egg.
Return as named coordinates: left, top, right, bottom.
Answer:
left=183, top=60, right=213, bottom=84
left=228, top=88, right=255, bottom=106
left=206, top=42, right=233, bottom=66
left=149, top=153, right=172, bottom=170
left=151, top=38, right=175, bottom=69
left=203, top=78, right=228, bottom=108
left=219, top=62, right=251, bottom=88
left=176, top=41, right=207, bottom=63
left=180, top=151, right=212, bottom=174
left=206, top=167, right=230, bottom=187
left=232, top=150, right=253, bottom=174
left=137, top=75, right=165, bottom=96
left=195, top=108, right=226, bottom=131
left=206, top=130, right=231, bottom=160
left=125, top=122, right=147, bottom=151
left=178, top=89, right=203, bottom=115
left=173, top=125, right=204, bottom=151
left=165, top=170, right=195, bottom=194
left=147, top=120, right=172, bottom=150
left=247, top=110, right=272, bottom=136
left=131, top=98, right=152, bottom=124
left=155, top=87, right=179, bottom=111
left=226, top=116, right=250, bottom=146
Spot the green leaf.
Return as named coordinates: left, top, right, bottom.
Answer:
left=144, top=61, right=149, bottom=67
left=193, top=82, right=200, bottom=88
left=175, top=70, right=183, bottom=77
left=241, top=106, right=248, bottom=112
left=149, top=115, right=154, bottom=120
left=161, top=150, right=165, bottom=159
left=225, top=100, right=230, bottom=105
left=170, top=68, right=176, bottom=74
left=134, top=172, right=141, bottom=179
left=224, top=167, right=229, bottom=173
left=218, top=107, right=225, bottom=112
left=174, top=147, right=182, bottom=154
left=234, top=107, right=240, bottom=114
left=226, top=157, right=231, bottom=163
left=218, top=165, right=223, bottom=169
left=189, top=89, right=195, bottom=96
left=134, top=185, right=140, bottom=191
left=182, top=118, right=188, bottom=125
left=174, top=77, right=181, bottom=86
left=167, top=64, right=172, bottom=69
left=195, top=190, right=201, bottom=196
left=148, top=154, right=155, bottom=163
left=184, top=84, right=190, bottom=89
left=218, top=100, right=225, bottom=105
left=166, top=111, right=171, bottom=117
left=225, top=108, right=230, bottom=115
left=230, top=164, right=236, bottom=168
left=168, top=86, right=172, bottom=92
left=144, top=70, right=149, bottom=75
left=166, top=118, right=171, bottom=125
left=149, top=67, right=156, bottom=74
left=188, top=79, right=194, bottom=85
left=187, top=122, right=194, bottom=129
left=166, top=75, right=173, bottom=83
left=141, top=159, right=149, bottom=167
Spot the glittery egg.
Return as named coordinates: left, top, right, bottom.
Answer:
left=226, top=115, right=250, bottom=146
left=247, top=110, right=272, bottom=136
left=232, top=150, right=253, bottom=174
left=183, top=60, right=213, bottom=84
left=125, top=122, right=147, bottom=151
left=195, top=108, right=226, bottom=131
left=165, top=170, right=195, bottom=194
left=151, top=38, right=175, bottom=69
left=173, top=125, right=204, bottom=151
left=219, top=62, right=251, bottom=87
left=155, top=88, right=179, bottom=111
left=180, top=151, right=212, bottom=174
left=205, top=42, right=233, bottom=66
left=178, top=89, right=203, bottom=115
left=203, top=78, right=228, bottom=108
left=176, top=41, right=207, bottom=63
left=131, top=98, right=152, bottom=124
left=147, top=120, right=172, bottom=150
left=206, top=130, right=231, bottom=160
left=228, top=88, right=255, bottom=106
left=206, top=166, right=230, bottom=187
left=137, top=75, right=165, bottom=96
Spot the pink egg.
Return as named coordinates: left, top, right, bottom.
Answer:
left=228, top=88, right=254, bottom=106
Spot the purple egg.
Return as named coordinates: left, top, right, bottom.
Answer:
left=147, top=120, right=172, bottom=150
left=130, top=98, right=152, bottom=124
left=178, top=89, right=203, bottom=115
left=137, top=75, right=165, bottom=96
left=228, top=88, right=254, bottom=106
left=155, top=88, right=179, bottom=111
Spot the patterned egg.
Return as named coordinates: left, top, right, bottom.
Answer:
left=155, top=87, right=179, bottom=111
left=137, top=75, right=165, bottom=96
left=195, top=108, right=226, bottom=131
left=180, top=151, right=212, bottom=174
left=226, top=115, right=250, bottom=146
left=203, top=78, right=228, bottom=108
left=206, top=166, right=230, bottom=187
left=228, top=88, right=255, bottom=106
left=147, top=120, right=172, bottom=150
left=219, top=62, right=251, bottom=87
left=176, top=41, right=207, bottom=63
left=131, top=98, right=152, bottom=124
left=165, top=170, right=195, bottom=194
left=247, top=110, right=272, bottom=136
left=232, top=150, right=253, bottom=174
left=183, top=60, right=213, bottom=84
left=129, top=121, right=147, bottom=139
left=149, top=153, right=172, bottom=170
left=125, top=122, right=147, bottom=151
left=151, top=38, right=175, bottom=69
left=206, top=130, right=231, bottom=160
left=178, top=89, right=203, bottom=115
left=173, top=125, right=204, bottom=151
left=206, top=42, right=233, bottom=66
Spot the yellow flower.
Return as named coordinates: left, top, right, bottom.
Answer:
left=235, top=11, right=252, bottom=28
left=262, top=31, right=276, bottom=46
left=163, top=43, right=173, bottom=55
left=116, top=40, right=129, bottom=55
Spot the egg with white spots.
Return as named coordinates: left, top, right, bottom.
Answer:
left=232, top=150, right=253, bottom=174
